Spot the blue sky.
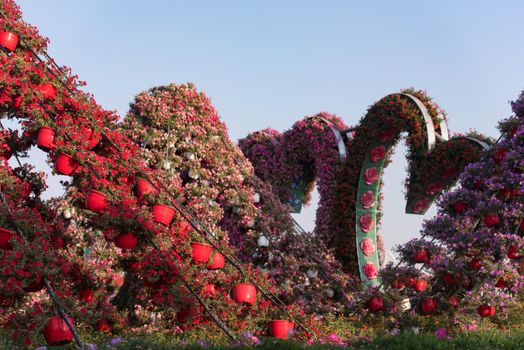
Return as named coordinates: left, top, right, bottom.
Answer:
left=16, top=1, right=524, bottom=252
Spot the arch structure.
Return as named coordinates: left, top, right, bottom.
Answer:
left=240, top=91, right=492, bottom=287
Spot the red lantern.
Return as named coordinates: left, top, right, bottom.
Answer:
left=507, top=245, right=520, bottom=260
left=78, top=287, right=94, bottom=303
left=412, top=249, right=429, bottom=263
left=190, top=242, right=213, bottom=263
left=136, top=178, right=156, bottom=198
left=114, top=232, right=138, bottom=250
left=483, top=213, right=499, bottom=227
left=43, top=316, right=74, bottom=346
left=0, top=32, right=19, bottom=52
left=0, top=228, right=14, bottom=250
left=421, top=298, right=438, bottom=314
left=12, top=95, right=22, bottom=110
left=367, top=296, right=384, bottom=312
left=391, top=279, right=405, bottom=289
left=414, top=279, right=427, bottom=292
left=96, top=319, right=111, bottom=333
left=442, top=273, right=457, bottom=286
left=36, top=126, right=56, bottom=151
left=495, top=278, right=509, bottom=289
left=39, top=83, right=57, bottom=100
left=448, top=295, right=459, bottom=308
left=269, top=320, right=291, bottom=339
left=55, top=153, right=79, bottom=175
left=453, top=201, right=467, bottom=214
left=177, top=304, right=203, bottom=329
left=492, top=148, right=507, bottom=164
left=477, top=304, right=495, bottom=317
left=207, top=252, right=225, bottom=270
left=23, top=279, right=44, bottom=293
left=231, top=283, right=257, bottom=305
left=85, top=189, right=108, bottom=213
left=151, top=204, right=175, bottom=225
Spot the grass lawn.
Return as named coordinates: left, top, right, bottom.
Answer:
left=3, top=327, right=523, bottom=350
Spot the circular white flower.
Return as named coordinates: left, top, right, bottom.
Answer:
left=400, top=298, right=411, bottom=311
left=252, top=192, right=261, bottom=203
left=162, top=161, right=171, bottom=170
left=325, top=288, right=335, bottom=298
left=188, top=169, right=199, bottom=179
left=257, top=235, right=270, bottom=247
left=306, top=269, right=318, bottom=279
left=63, top=209, right=72, bottom=219
left=184, top=152, right=195, bottom=161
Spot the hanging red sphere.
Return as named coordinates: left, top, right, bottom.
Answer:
left=36, top=126, right=56, bottom=151
left=231, top=283, right=257, bottom=305
left=483, top=213, right=500, bottom=227
left=114, top=232, right=138, bottom=250
left=151, top=204, right=175, bottom=225
left=478, top=304, right=495, bottom=317
left=507, top=245, right=520, bottom=260
left=421, top=298, right=438, bottom=314
left=190, top=242, right=213, bottom=263
left=78, top=287, right=94, bottom=303
left=38, top=83, right=57, bottom=100
left=55, top=153, right=79, bottom=175
left=269, top=320, right=291, bottom=339
left=0, top=32, right=19, bottom=52
left=43, top=316, right=74, bottom=346
left=453, top=201, right=467, bottom=214
left=412, top=249, right=429, bottom=263
left=85, top=189, right=108, bottom=213
left=0, top=228, right=14, bottom=250
left=136, top=179, right=156, bottom=198
left=367, top=296, right=384, bottom=312
left=207, top=252, right=225, bottom=270
left=414, top=279, right=427, bottom=292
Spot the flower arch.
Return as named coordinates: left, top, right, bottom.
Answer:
left=240, top=91, right=491, bottom=286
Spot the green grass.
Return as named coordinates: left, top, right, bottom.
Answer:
left=4, top=327, right=522, bottom=350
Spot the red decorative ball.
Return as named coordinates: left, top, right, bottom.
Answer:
left=412, top=249, right=429, bottom=263
left=391, top=279, right=404, bottom=290
left=477, top=304, right=495, bottom=317
left=421, top=298, right=438, bottom=314
left=78, top=287, right=94, bottom=303
left=453, top=201, right=467, bottom=214
left=367, top=296, right=384, bottom=312
left=414, top=279, right=427, bottom=292
left=43, top=316, right=74, bottom=346
left=507, top=245, right=520, bottom=260
left=448, top=295, right=459, bottom=308
left=469, top=258, right=482, bottom=270
left=483, top=213, right=500, bottom=227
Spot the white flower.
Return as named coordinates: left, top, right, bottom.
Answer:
left=400, top=298, right=411, bottom=311
left=257, top=235, right=270, bottom=247
left=252, top=192, right=261, bottom=203
left=63, top=209, right=72, bottom=219
left=306, top=269, right=318, bottom=279
left=325, top=288, right=335, bottom=298
left=184, top=152, right=195, bottom=161
left=162, top=161, right=171, bottom=170
left=188, top=169, right=199, bottom=179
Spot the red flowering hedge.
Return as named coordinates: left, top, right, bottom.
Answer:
left=0, top=1, right=320, bottom=346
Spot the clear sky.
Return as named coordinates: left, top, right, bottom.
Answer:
left=15, top=0, right=524, bottom=253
